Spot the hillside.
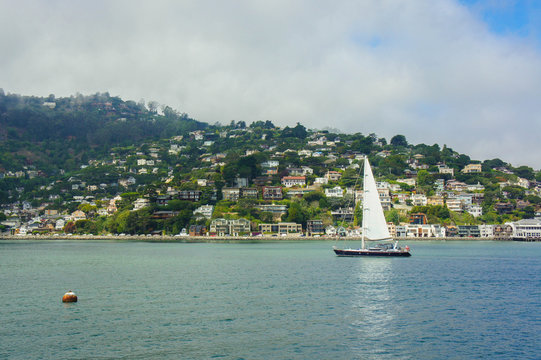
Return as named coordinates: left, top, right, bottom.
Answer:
left=0, top=91, right=205, bottom=173
left=1, top=91, right=541, bottom=236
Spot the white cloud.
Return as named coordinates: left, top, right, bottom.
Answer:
left=1, top=0, right=540, bottom=167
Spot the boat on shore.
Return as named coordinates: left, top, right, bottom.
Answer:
left=333, top=157, right=411, bottom=257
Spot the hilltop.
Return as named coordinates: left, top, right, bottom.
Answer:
left=1, top=91, right=540, bottom=237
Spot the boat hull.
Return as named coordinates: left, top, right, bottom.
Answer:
left=333, top=248, right=411, bottom=257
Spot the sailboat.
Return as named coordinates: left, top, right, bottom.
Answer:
left=333, top=157, right=411, bottom=257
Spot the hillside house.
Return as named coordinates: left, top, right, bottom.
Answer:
left=133, top=198, right=150, bottom=210
left=194, top=205, right=214, bottom=219
left=281, top=176, right=306, bottom=188
left=325, top=186, right=344, bottom=198
left=222, top=188, right=241, bottom=201
left=462, top=163, right=482, bottom=173
left=262, top=186, right=282, bottom=200
left=70, top=210, right=86, bottom=221
left=325, top=171, right=342, bottom=182
left=178, top=190, right=202, bottom=202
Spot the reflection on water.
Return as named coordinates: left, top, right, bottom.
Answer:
left=349, top=259, right=404, bottom=358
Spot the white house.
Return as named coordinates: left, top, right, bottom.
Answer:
left=466, top=204, right=483, bottom=218
left=314, top=177, right=328, bottom=185
left=133, top=198, right=150, bottom=211
left=194, top=205, right=214, bottom=219
left=411, top=194, right=428, bottom=207
left=281, top=176, right=306, bottom=188
left=325, top=186, right=344, bottom=198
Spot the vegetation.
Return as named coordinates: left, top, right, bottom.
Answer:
left=1, top=90, right=540, bottom=236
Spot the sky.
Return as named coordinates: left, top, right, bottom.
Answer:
left=1, top=0, right=541, bottom=168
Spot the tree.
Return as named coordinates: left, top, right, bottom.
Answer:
left=514, top=166, right=535, bottom=180
left=385, top=209, right=400, bottom=225
left=147, top=101, right=159, bottom=113
left=417, top=170, right=433, bottom=187
left=390, top=135, right=408, bottom=147
left=286, top=202, right=307, bottom=225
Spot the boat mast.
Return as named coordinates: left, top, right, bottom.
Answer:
left=361, top=157, right=367, bottom=250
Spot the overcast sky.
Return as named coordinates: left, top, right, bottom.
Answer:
left=1, top=0, right=541, bottom=168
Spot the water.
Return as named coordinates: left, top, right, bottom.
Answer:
left=0, top=240, right=540, bottom=359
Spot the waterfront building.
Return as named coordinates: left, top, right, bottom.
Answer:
left=478, top=224, right=494, bottom=238
left=189, top=225, right=207, bottom=236
left=508, top=219, right=541, bottom=240
left=258, top=222, right=302, bottom=235
left=209, top=218, right=251, bottom=236
left=405, top=224, right=437, bottom=237
left=458, top=225, right=481, bottom=237
left=395, top=225, right=407, bottom=237
left=306, top=220, right=325, bottom=236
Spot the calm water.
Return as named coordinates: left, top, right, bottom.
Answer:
left=0, top=240, right=540, bottom=359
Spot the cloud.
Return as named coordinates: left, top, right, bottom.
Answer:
left=1, top=0, right=540, bottom=168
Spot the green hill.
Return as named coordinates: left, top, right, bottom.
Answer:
left=0, top=91, right=206, bottom=173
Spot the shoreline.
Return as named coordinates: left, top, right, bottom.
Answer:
left=0, top=234, right=515, bottom=242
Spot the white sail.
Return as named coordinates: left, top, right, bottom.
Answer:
left=362, top=157, right=391, bottom=244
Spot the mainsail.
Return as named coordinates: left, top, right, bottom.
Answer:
left=362, top=157, right=391, bottom=246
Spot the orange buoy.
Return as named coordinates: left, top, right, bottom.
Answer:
left=62, top=290, right=77, bottom=303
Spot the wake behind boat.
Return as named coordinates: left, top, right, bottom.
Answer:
left=333, top=157, right=411, bottom=257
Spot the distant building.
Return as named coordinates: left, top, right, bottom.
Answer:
left=178, top=190, right=202, bottom=202
left=508, top=219, right=541, bottom=240
left=325, top=171, right=342, bottom=182
left=281, top=176, right=306, bottom=188
left=409, top=213, right=427, bottom=225
left=462, top=163, right=482, bottom=173
left=458, top=225, right=480, bottom=237
left=189, top=225, right=207, bottom=236
left=194, top=205, right=214, bottom=219
left=259, top=222, right=302, bottom=234
left=307, top=220, right=325, bottom=236
left=466, top=204, right=483, bottom=218
left=241, top=188, right=258, bottom=199
left=325, top=186, right=344, bottom=198
left=331, top=207, right=354, bottom=222
left=222, top=188, right=241, bottom=201
left=262, top=186, right=283, bottom=200
left=209, top=218, right=251, bottom=236
left=133, top=198, right=150, bottom=211
left=257, top=204, right=288, bottom=216
left=70, top=210, right=86, bottom=221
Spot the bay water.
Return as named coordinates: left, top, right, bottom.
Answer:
left=0, top=240, right=540, bottom=359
